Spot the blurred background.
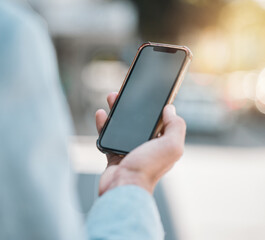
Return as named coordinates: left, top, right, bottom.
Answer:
left=29, top=0, right=265, bottom=239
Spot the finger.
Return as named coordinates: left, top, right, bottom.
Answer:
left=95, top=109, right=108, bottom=134
left=162, top=104, right=186, bottom=141
left=107, top=92, right=118, bottom=110
left=159, top=104, right=187, bottom=159
left=162, top=104, right=185, bottom=131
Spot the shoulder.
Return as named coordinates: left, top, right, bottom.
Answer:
left=0, top=0, right=55, bottom=75
left=0, top=1, right=48, bottom=39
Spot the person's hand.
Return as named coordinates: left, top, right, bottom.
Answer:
left=95, top=92, right=186, bottom=195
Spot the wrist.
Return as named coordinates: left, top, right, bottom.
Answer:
left=107, top=166, right=155, bottom=194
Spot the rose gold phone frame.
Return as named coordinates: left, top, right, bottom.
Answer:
left=97, top=42, right=193, bottom=156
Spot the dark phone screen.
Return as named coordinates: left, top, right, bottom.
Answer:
left=100, top=45, right=186, bottom=153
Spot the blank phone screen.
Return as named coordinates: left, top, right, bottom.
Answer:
left=99, top=45, right=186, bottom=153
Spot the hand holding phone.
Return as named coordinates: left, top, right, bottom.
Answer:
left=96, top=92, right=187, bottom=195
left=97, top=42, right=192, bottom=155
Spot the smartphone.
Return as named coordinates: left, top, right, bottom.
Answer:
left=97, top=42, right=192, bottom=155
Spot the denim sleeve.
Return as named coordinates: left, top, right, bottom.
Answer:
left=87, top=185, right=164, bottom=240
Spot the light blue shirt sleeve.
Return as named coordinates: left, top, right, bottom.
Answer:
left=0, top=1, right=164, bottom=240
left=87, top=185, right=164, bottom=240
left=0, top=2, right=85, bottom=240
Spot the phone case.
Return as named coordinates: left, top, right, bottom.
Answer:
left=97, top=42, right=193, bottom=156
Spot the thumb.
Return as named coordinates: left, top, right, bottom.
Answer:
left=162, top=105, right=186, bottom=139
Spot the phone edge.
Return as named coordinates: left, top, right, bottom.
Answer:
left=151, top=43, right=193, bottom=138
